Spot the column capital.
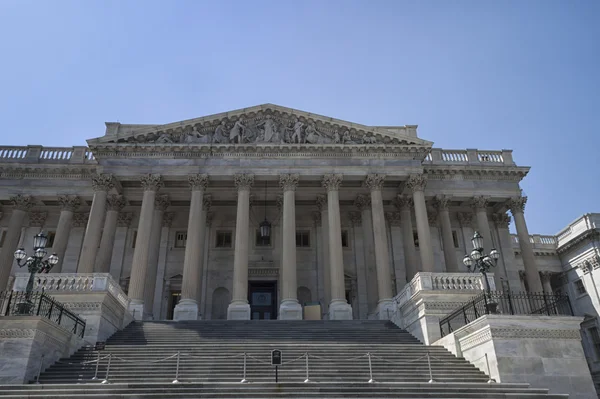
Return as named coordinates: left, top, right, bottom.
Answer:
left=279, top=174, right=299, bottom=191
left=10, top=194, right=34, bottom=211
left=162, top=212, right=175, bottom=227
left=117, top=212, right=133, bottom=227
left=364, top=174, right=385, bottom=191
left=385, top=211, right=402, bottom=226
left=394, top=194, right=413, bottom=211
left=492, top=212, right=511, bottom=228
left=316, top=194, right=327, bottom=211
left=73, top=212, right=90, bottom=227
left=406, top=174, right=427, bottom=193
left=234, top=174, right=254, bottom=190
left=58, top=195, right=81, bottom=212
left=312, top=211, right=322, bottom=227
left=348, top=211, right=362, bottom=227
left=470, top=195, right=489, bottom=211
left=106, top=194, right=126, bottom=212
left=91, top=173, right=115, bottom=192
left=188, top=174, right=209, bottom=191
left=434, top=195, right=451, bottom=211
left=140, top=174, right=164, bottom=192
left=28, top=211, right=47, bottom=227
left=321, top=174, right=343, bottom=191
left=354, top=194, right=371, bottom=211
left=457, top=212, right=474, bottom=227
left=539, top=271, right=553, bottom=282
left=508, top=196, right=527, bottom=214
left=155, top=194, right=171, bottom=211
left=203, top=194, right=212, bottom=211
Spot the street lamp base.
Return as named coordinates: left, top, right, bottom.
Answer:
left=16, top=301, right=34, bottom=315
left=486, top=302, right=498, bottom=314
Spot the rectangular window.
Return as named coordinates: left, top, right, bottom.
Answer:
left=296, top=231, right=310, bottom=248
left=413, top=231, right=419, bottom=248
left=575, top=279, right=586, bottom=295
left=341, top=230, right=349, bottom=248
left=175, top=231, right=187, bottom=248
left=216, top=231, right=233, bottom=248
left=131, top=231, right=137, bottom=248
left=589, top=327, right=600, bottom=359
left=46, top=231, right=56, bottom=248
left=452, top=230, right=460, bottom=248
left=0, top=230, right=6, bottom=247
left=256, top=230, right=271, bottom=247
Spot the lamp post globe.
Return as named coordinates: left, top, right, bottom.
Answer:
left=463, top=232, right=499, bottom=313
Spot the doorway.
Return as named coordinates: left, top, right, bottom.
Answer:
left=248, top=281, right=277, bottom=320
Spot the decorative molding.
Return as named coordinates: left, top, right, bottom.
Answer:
left=364, top=174, right=385, bottom=191
left=279, top=173, right=299, bottom=191
left=117, top=212, right=133, bottom=227
left=10, top=194, right=34, bottom=211
left=154, top=195, right=170, bottom=212
left=490, top=327, right=581, bottom=340
left=162, top=212, right=175, bottom=227
left=91, top=173, right=115, bottom=192
left=492, top=212, right=511, bottom=228
left=394, top=195, right=413, bottom=211
left=434, top=195, right=451, bottom=211
left=188, top=173, right=208, bottom=191
left=106, top=194, right=126, bottom=212
left=0, top=165, right=96, bottom=180
left=348, top=211, right=362, bottom=227
left=57, top=195, right=81, bottom=212
left=508, top=196, right=527, bottom=214
left=140, top=174, right=163, bottom=192
left=322, top=174, right=343, bottom=191
left=234, top=174, right=254, bottom=190
left=406, top=174, right=427, bottom=193
left=0, top=328, right=36, bottom=338
left=470, top=195, right=489, bottom=211
left=249, top=268, right=279, bottom=277
left=459, top=328, right=493, bottom=352
left=423, top=166, right=529, bottom=182
left=556, top=229, right=600, bottom=255
left=28, top=211, right=47, bottom=227
left=72, top=212, right=89, bottom=227
left=354, top=194, right=371, bottom=212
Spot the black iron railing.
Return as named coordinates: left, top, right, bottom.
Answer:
left=0, top=291, right=86, bottom=338
left=439, top=291, right=573, bottom=337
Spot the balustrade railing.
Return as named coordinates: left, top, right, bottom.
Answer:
left=426, top=148, right=514, bottom=166
left=511, top=234, right=557, bottom=249
left=0, top=145, right=96, bottom=164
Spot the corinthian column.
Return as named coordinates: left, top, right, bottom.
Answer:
left=508, top=196, right=543, bottom=293
left=435, top=195, right=459, bottom=273
left=471, top=196, right=493, bottom=253
left=322, top=174, right=353, bottom=320
left=51, top=195, right=80, bottom=273
left=365, top=174, right=393, bottom=319
left=127, top=174, right=163, bottom=318
left=395, top=195, right=418, bottom=280
left=0, top=195, right=33, bottom=290
left=176, top=174, right=210, bottom=321
left=355, top=194, right=377, bottom=315
left=316, top=194, right=330, bottom=315
left=227, top=174, right=254, bottom=320
left=144, top=194, right=170, bottom=320
left=279, top=173, right=302, bottom=319
left=95, top=195, right=125, bottom=273
left=78, top=174, right=114, bottom=273
left=406, top=175, right=435, bottom=272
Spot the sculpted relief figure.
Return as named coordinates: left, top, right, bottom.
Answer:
left=155, top=132, right=174, bottom=143
left=342, top=130, right=355, bottom=144
left=333, top=130, right=341, bottom=144
left=289, top=120, right=304, bottom=143
left=213, top=121, right=229, bottom=144
left=183, top=126, right=211, bottom=144
left=256, top=115, right=282, bottom=143
left=229, top=120, right=246, bottom=143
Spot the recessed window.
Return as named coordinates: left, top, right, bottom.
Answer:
left=175, top=232, right=187, bottom=248
left=216, top=231, right=233, bottom=248
left=589, top=327, right=600, bottom=359
left=46, top=231, right=56, bottom=248
left=256, top=230, right=271, bottom=247
left=452, top=230, right=460, bottom=248
left=413, top=231, right=419, bottom=248
left=341, top=230, right=349, bottom=248
left=296, top=231, right=310, bottom=248
left=575, top=279, right=586, bottom=295
left=0, top=230, right=7, bottom=247
left=131, top=231, right=137, bottom=248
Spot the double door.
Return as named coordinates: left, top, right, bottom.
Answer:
left=248, top=281, right=277, bottom=320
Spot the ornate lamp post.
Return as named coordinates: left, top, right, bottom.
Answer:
left=259, top=181, right=271, bottom=240
left=462, top=231, right=500, bottom=312
left=13, top=232, right=59, bottom=303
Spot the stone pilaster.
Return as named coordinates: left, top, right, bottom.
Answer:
left=355, top=193, right=377, bottom=316
left=322, top=174, right=352, bottom=320
left=508, top=196, right=543, bottom=293
left=365, top=174, right=393, bottom=319
left=0, top=195, right=33, bottom=290
left=144, top=194, right=170, bottom=320
left=470, top=196, right=493, bottom=253
left=395, top=195, right=419, bottom=280
left=227, top=174, right=254, bottom=320
left=95, top=195, right=126, bottom=273
left=406, top=174, right=435, bottom=272
left=540, top=271, right=553, bottom=294
left=127, top=174, right=163, bottom=318
left=77, top=174, right=114, bottom=273
left=279, top=173, right=302, bottom=319
left=435, top=195, right=459, bottom=273
left=51, top=195, right=80, bottom=273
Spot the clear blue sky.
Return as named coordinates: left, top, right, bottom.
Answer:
left=1, top=1, right=598, bottom=235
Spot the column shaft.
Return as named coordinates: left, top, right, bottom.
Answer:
left=438, top=207, right=459, bottom=272
left=52, top=211, right=74, bottom=273
left=412, top=189, right=435, bottom=272
left=509, top=196, right=543, bottom=293
left=144, top=207, right=165, bottom=319
left=397, top=196, right=418, bottom=281
left=356, top=194, right=377, bottom=315
left=78, top=190, right=108, bottom=273
left=95, top=210, right=119, bottom=273
left=317, top=195, right=330, bottom=314
left=0, top=197, right=31, bottom=290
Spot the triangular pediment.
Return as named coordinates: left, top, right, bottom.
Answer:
left=87, top=104, right=432, bottom=147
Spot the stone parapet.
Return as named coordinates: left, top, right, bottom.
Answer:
left=433, top=315, right=595, bottom=399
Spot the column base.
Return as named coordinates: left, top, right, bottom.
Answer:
left=173, top=299, right=200, bottom=321
left=227, top=301, right=251, bottom=320
left=376, top=299, right=395, bottom=320
left=328, top=300, right=353, bottom=320
left=279, top=299, right=303, bottom=320
left=128, top=300, right=144, bottom=321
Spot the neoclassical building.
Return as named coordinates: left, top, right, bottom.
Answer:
left=0, top=104, right=547, bottom=321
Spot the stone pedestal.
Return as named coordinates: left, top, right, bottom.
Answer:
left=173, top=299, right=200, bottom=321
left=279, top=299, right=302, bottom=320
left=376, top=299, right=395, bottom=320
left=328, top=299, right=353, bottom=320
left=227, top=302, right=251, bottom=320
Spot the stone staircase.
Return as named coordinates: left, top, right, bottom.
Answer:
left=0, top=320, right=567, bottom=398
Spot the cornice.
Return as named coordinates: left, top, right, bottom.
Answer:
left=0, top=165, right=97, bottom=179
left=423, top=165, right=529, bottom=182
left=556, top=229, right=600, bottom=255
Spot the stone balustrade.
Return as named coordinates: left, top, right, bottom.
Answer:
left=511, top=234, right=557, bottom=250
left=556, top=213, right=600, bottom=248
left=0, top=145, right=95, bottom=164
left=394, top=272, right=495, bottom=308
left=12, top=273, right=129, bottom=309
left=425, top=148, right=514, bottom=166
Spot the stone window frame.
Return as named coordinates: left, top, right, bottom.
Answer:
left=174, top=231, right=187, bottom=248
left=215, top=230, right=233, bottom=249
left=296, top=230, right=310, bottom=248
left=574, top=278, right=587, bottom=296
left=341, top=229, right=350, bottom=249
left=451, top=230, right=460, bottom=248
left=46, top=230, right=56, bottom=248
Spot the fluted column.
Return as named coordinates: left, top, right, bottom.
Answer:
left=144, top=195, right=170, bottom=320
left=227, top=174, right=254, bottom=320
left=509, top=196, right=543, bottom=293
left=365, top=174, right=393, bottom=319
left=176, top=174, right=210, bottom=321
left=395, top=196, right=418, bottom=281
left=78, top=174, right=114, bottom=273
left=322, top=174, right=353, bottom=320
left=279, top=174, right=302, bottom=319
left=316, top=195, right=330, bottom=316
left=0, top=195, right=33, bottom=290
left=407, top=175, right=435, bottom=272
left=95, top=195, right=125, bottom=273
left=51, top=195, right=80, bottom=273
left=471, top=196, right=493, bottom=253
left=435, top=195, right=459, bottom=273
left=355, top=194, right=378, bottom=315
left=127, top=174, right=163, bottom=318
